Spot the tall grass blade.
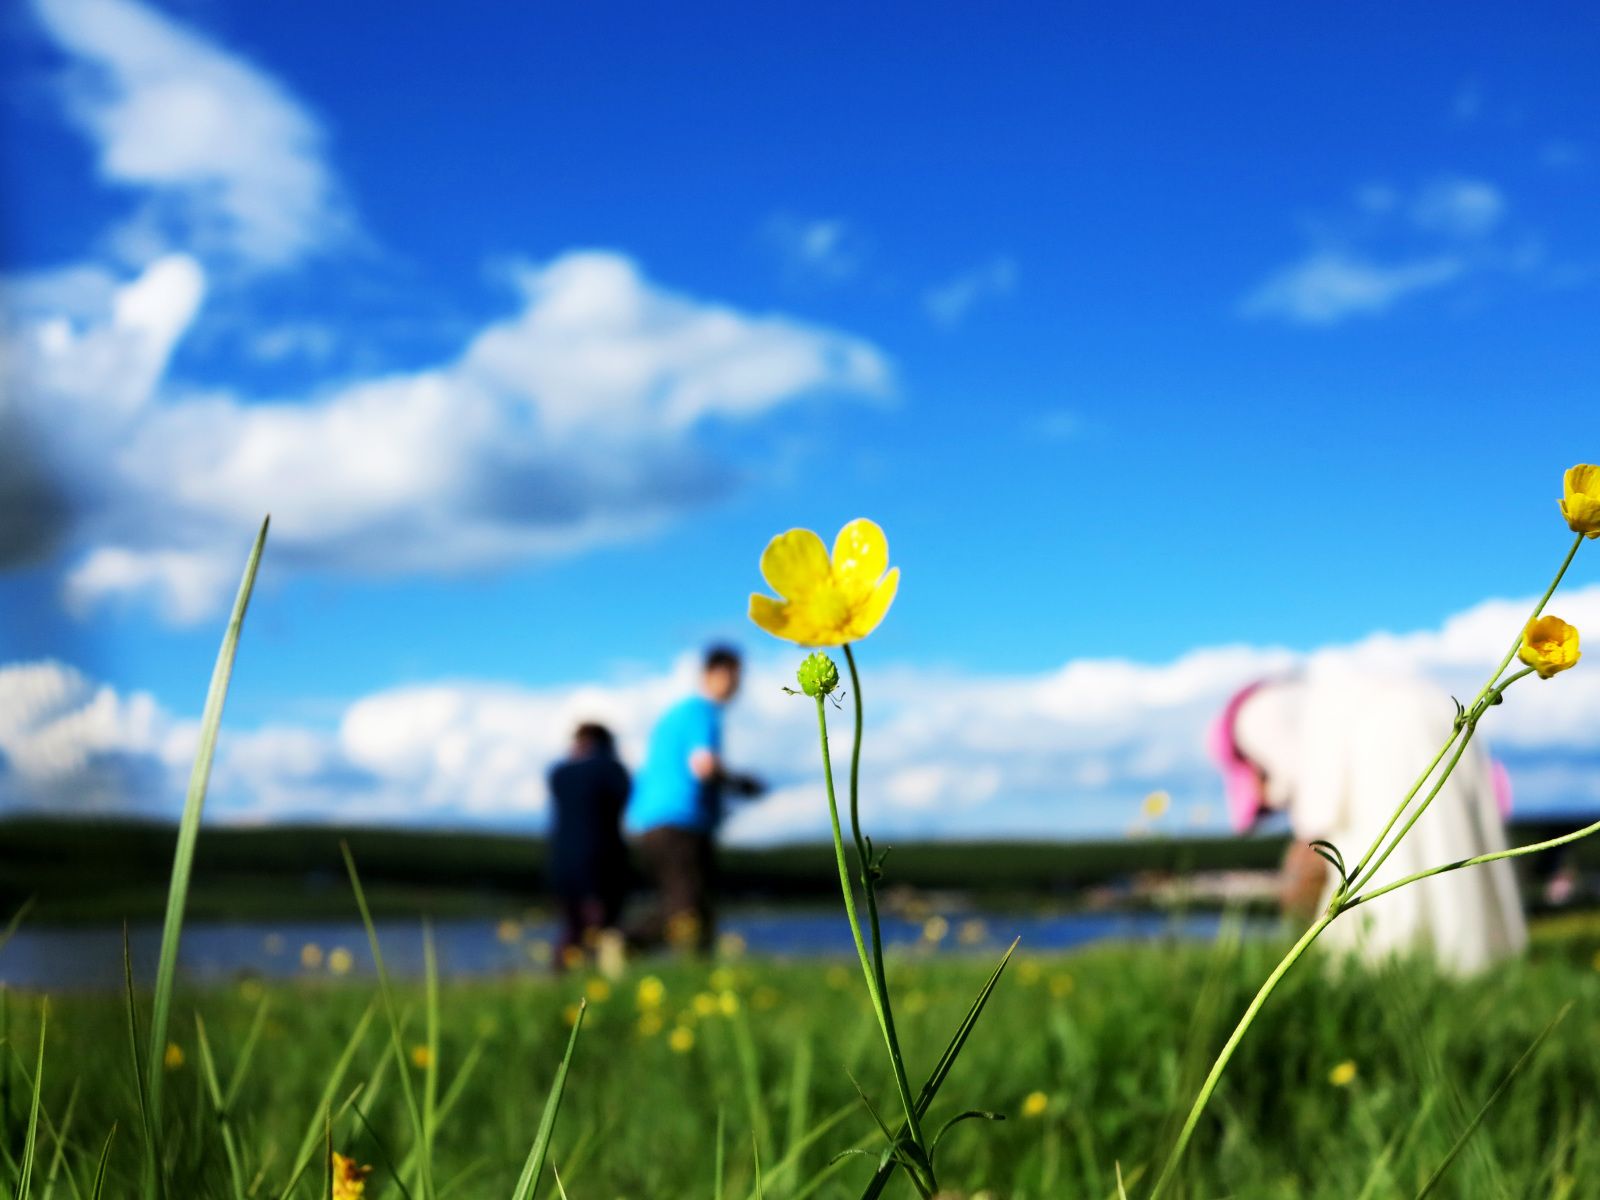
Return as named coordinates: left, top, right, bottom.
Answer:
left=146, top=516, right=269, bottom=1130
left=17, top=999, right=46, bottom=1200
left=0, top=898, right=35, bottom=961
left=859, top=938, right=1018, bottom=1199
left=341, top=843, right=434, bottom=1200
left=509, top=1000, right=584, bottom=1200
left=194, top=1014, right=246, bottom=1200
left=1414, top=1002, right=1571, bottom=1199
left=87, top=1126, right=116, bottom=1200
left=121, top=928, right=162, bottom=1200
left=277, top=1001, right=376, bottom=1200
left=39, top=1078, right=78, bottom=1200
left=714, top=1107, right=725, bottom=1200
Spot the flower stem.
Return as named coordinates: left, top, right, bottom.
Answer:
left=812, top=693, right=933, bottom=1197
left=1467, top=532, right=1583, bottom=707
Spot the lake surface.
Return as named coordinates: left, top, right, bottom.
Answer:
left=0, top=909, right=1254, bottom=991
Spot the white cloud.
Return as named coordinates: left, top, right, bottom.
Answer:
left=1243, top=176, right=1514, bottom=325
left=763, top=215, right=863, bottom=284
left=1241, top=252, right=1464, bottom=324
left=7, top=250, right=891, bottom=618
left=7, top=585, right=1599, bottom=841
left=923, top=256, right=1017, bottom=326
left=1410, top=178, right=1505, bottom=237
left=30, top=0, right=352, bottom=268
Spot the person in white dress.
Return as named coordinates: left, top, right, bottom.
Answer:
left=1211, top=657, right=1527, bottom=975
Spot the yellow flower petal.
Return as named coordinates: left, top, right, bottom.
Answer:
left=1561, top=464, right=1600, bottom=538
left=760, top=528, right=832, bottom=602
left=749, top=594, right=823, bottom=645
left=831, top=518, right=889, bottom=605
left=1518, top=615, right=1581, bottom=679
left=842, top=568, right=899, bottom=641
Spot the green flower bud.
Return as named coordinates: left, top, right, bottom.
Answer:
left=796, top=652, right=840, bottom=698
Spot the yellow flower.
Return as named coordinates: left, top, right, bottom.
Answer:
left=692, top=991, right=720, bottom=1018
left=332, top=1151, right=373, bottom=1200
left=749, top=518, right=900, bottom=646
left=636, top=975, right=666, bottom=1009
left=1328, top=1060, right=1358, bottom=1087
left=1518, top=615, right=1581, bottom=679
left=638, top=1011, right=665, bottom=1037
left=562, top=1003, right=583, bottom=1027
left=1142, top=790, right=1171, bottom=820
left=299, top=943, right=323, bottom=970
left=708, top=966, right=737, bottom=991
left=718, top=990, right=741, bottom=1017
left=1016, top=959, right=1043, bottom=987
left=958, top=918, right=988, bottom=945
left=1021, top=1091, right=1049, bottom=1118
left=327, top=947, right=354, bottom=976
left=409, top=1044, right=433, bottom=1070
left=1048, top=973, right=1075, bottom=999
left=163, top=1042, right=185, bottom=1070
left=668, top=1025, right=695, bottom=1053
left=1560, top=464, right=1600, bottom=538
left=584, top=978, right=612, bottom=1004
left=496, top=918, right=523, bottom=944
left=922, top=915, right=949, bottom=944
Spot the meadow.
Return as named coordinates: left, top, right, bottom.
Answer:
left=6, top=915, right=1600, bottom=1199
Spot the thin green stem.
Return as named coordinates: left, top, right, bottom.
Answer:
left=1339, top=730, right=1462, bottom=897
left=842, top=645, right=928, bottom=1159
left=812, top=696, right=933, bottom=1197
left=1347, top=723, right=1479, bottom=896
left=1349, top=813, right=1600, bottom=910
left=1465, top=532, right=1583, bottom=709
left=1147, top=910, right=1337, bottom=1200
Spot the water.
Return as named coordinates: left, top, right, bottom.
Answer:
left=0, top=909, right=1249, bottom=991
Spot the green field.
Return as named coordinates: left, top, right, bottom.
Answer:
left=8, top=915, right=1600, bottom=1198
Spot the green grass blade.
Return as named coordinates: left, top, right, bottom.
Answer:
left=509, top=1000, right=584, bottom=1200
left=121, top=927, right=162, bottom=1200
left=17, top=999, right=47, bottom=1200
left=278, top=1000, right=376, bottom=1200
left=222, top=994, right=271, bottom=1112
left=714, top=1107, right=725, bottom=1200
left=39, top=1078, right=79, bottom=1200
left=859, top=938, right=1018, bottom=1200
left=146, top=516, right=269, bottom=1130
left=194, top=1014, right=247, bottom=1200
left=341, top=843, right=434, bottom=1200
left=1415, top=1002, right=1571, bottom=1199
left=87, top=1126, right=116, bottom=1200
left=0, top=898, right=36, bottom=962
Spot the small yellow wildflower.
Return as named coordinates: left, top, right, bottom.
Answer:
left=1021, top=1091, right=1049, bottom=1118
left=958, top=918, right=987, bottom=945
left=669, top=1025, right=696, bottom=1053
left=1518, top=615, right=1581, bottom=679
left=1048, top=973, right=1076, bottom=999
left=299, top=943, right=323, bottom=970
left=638, top=1011, right=665, bottom=1037
left=1017, top=959, right=1043, bottom=987
left=708, top=966, right=737, bottom=991
left=1142, top=790, right=1172, bottom=820
left=717, top=931, right=748, bottom=958
left=562, top=1003, right=582, bottom=1027
left=748, top=518, right=900, bottom=646
left=496, top=918, right=523, bottom=944
left=636, top=975, right=666, bottom=1009
left=163, top=1042, right=185, bottom=1070
left=327, top=947, right=354, bottom=976
left=922, top=915, right=949, bottom=944
left=332, top=1151, right=372, bottom=1200
left=692, top=991, right=720, bottom=1018
left=718, top=990, right=740, bottom=1017
left=409, top=1044, right=433, bottom=1070
left=584, top=978, right=612, bottom=1004
left=1328, top=1060, right=1358, bottom=1087
left=1560, top=464, right=1600, bottom=538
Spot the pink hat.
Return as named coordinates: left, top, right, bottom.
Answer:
left=1491, top=758, right=1513, bottom=821
left=1209, top=680, right=1269, bottom=834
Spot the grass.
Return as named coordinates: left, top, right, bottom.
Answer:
left=6, top=921, right=1600, bottom=1198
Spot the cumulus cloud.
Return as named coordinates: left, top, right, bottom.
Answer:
left=1242, top=176, right=1519, bottom=325
left=923, top=257, right=1017, bottom=326
left=7, top=250, right=890, bottom=620
left=30, top=0, right=353, bottom=268
left=6, top=586, right=1599, bottom=842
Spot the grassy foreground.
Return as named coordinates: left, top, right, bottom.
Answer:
left=8, top=918, right=1600, bottom=1199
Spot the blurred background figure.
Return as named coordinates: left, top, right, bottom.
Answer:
left=626, top=645, right=765, bottom=953
left=1212, top=660, right=1527, bottom=975
left=547, top=722, right=631, bottom=970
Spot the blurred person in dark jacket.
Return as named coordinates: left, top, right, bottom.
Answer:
left=547, top=722, right=631, bottom=968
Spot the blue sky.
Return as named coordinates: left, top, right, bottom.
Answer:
left=1, top=0, right=1597, bottom=838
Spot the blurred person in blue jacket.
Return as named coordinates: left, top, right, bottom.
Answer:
left=626, top=645, right=764, bottom=952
